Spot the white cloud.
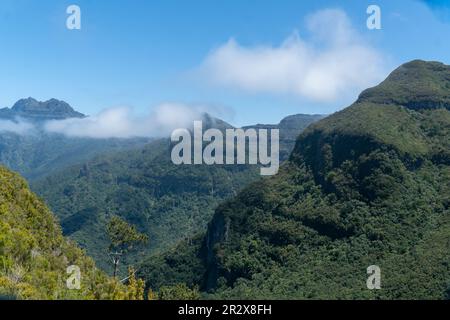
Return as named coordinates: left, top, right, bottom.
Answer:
left=199, top=9, right=386, bottom=102
left=44, top=103, right=209, bottom=139
left=0, top=119, right=35, bottom=135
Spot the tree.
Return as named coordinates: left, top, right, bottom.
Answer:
left=106, top=216, right=148, bottom=278
left=158, top=284, right=201, bottom=300
left=124, top=267, right=146, bottom=300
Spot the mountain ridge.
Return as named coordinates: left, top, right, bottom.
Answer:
left=357, top=60, right=450, bottom=110
left=0, top=97, right=85, bottom=121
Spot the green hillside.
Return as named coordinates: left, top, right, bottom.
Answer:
left=138, top=60, right=450, bottom=299
left=32, top=114, right=322, bottom=275
left=0, top=166, right=141, bottom=300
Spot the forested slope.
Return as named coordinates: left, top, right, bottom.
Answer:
left=0, top=167, right=139, bottom=300
left=139, top=60, right=450, bottom=300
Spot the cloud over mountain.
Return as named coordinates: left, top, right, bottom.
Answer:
left=0, top=118, right=35, bottom=135
left=44, top=103, right=207, bottom=139
left=199, top=9, right=386, bottom=102
left=0, top=97, right=228, bottom=139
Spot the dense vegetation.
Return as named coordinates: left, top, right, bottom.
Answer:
left=0, top=166, right=146, bottom=300
left=32, top=115, right=321, bottom=275
left=8, top=61, right=449, bottom=299
left=138, top=60, right=450, bottom=299
left=0, top=131, right=149, bottom=181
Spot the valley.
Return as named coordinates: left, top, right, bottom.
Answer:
left=1, top=60, right=450, bottom=300
left=30, top=113, right=322, bottom=274
left=2, top=0, right=450, bottom=304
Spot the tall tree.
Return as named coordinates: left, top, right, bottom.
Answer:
left=106, top=216, right=148, bottom=278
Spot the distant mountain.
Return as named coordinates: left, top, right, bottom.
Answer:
left=32, top=113, right=323, bottom=274
left=244, top=114, right=325, bottom=161
left=0, top=97, right=85, bottom=120
left=138, top=60, right=450, bottom=299
left=0, top=98, right=149, bottom=180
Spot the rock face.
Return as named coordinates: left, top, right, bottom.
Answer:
left=0, top=97, right=85, bottom=120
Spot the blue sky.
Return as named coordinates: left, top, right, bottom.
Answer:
left=1, top=0, right=450, bottom=127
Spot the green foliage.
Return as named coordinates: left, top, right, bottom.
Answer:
left=158, top=283, right=201, bottom=300
left=140, top=60, right=450, bottom=300
left=138, top=235, right=206, bottom=291
left=358, top=60, right=450, bottom=110
left=32, top=115, right=321, bottom=276
left=122, top=267, right=146, bottom=300
left=0, top=131, right=148, bottom=181
left=0, top=166, right=143, bottom=300
left=106, top=216, right=148, bottom=278
left=107, top=216, right=148, bottom=252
